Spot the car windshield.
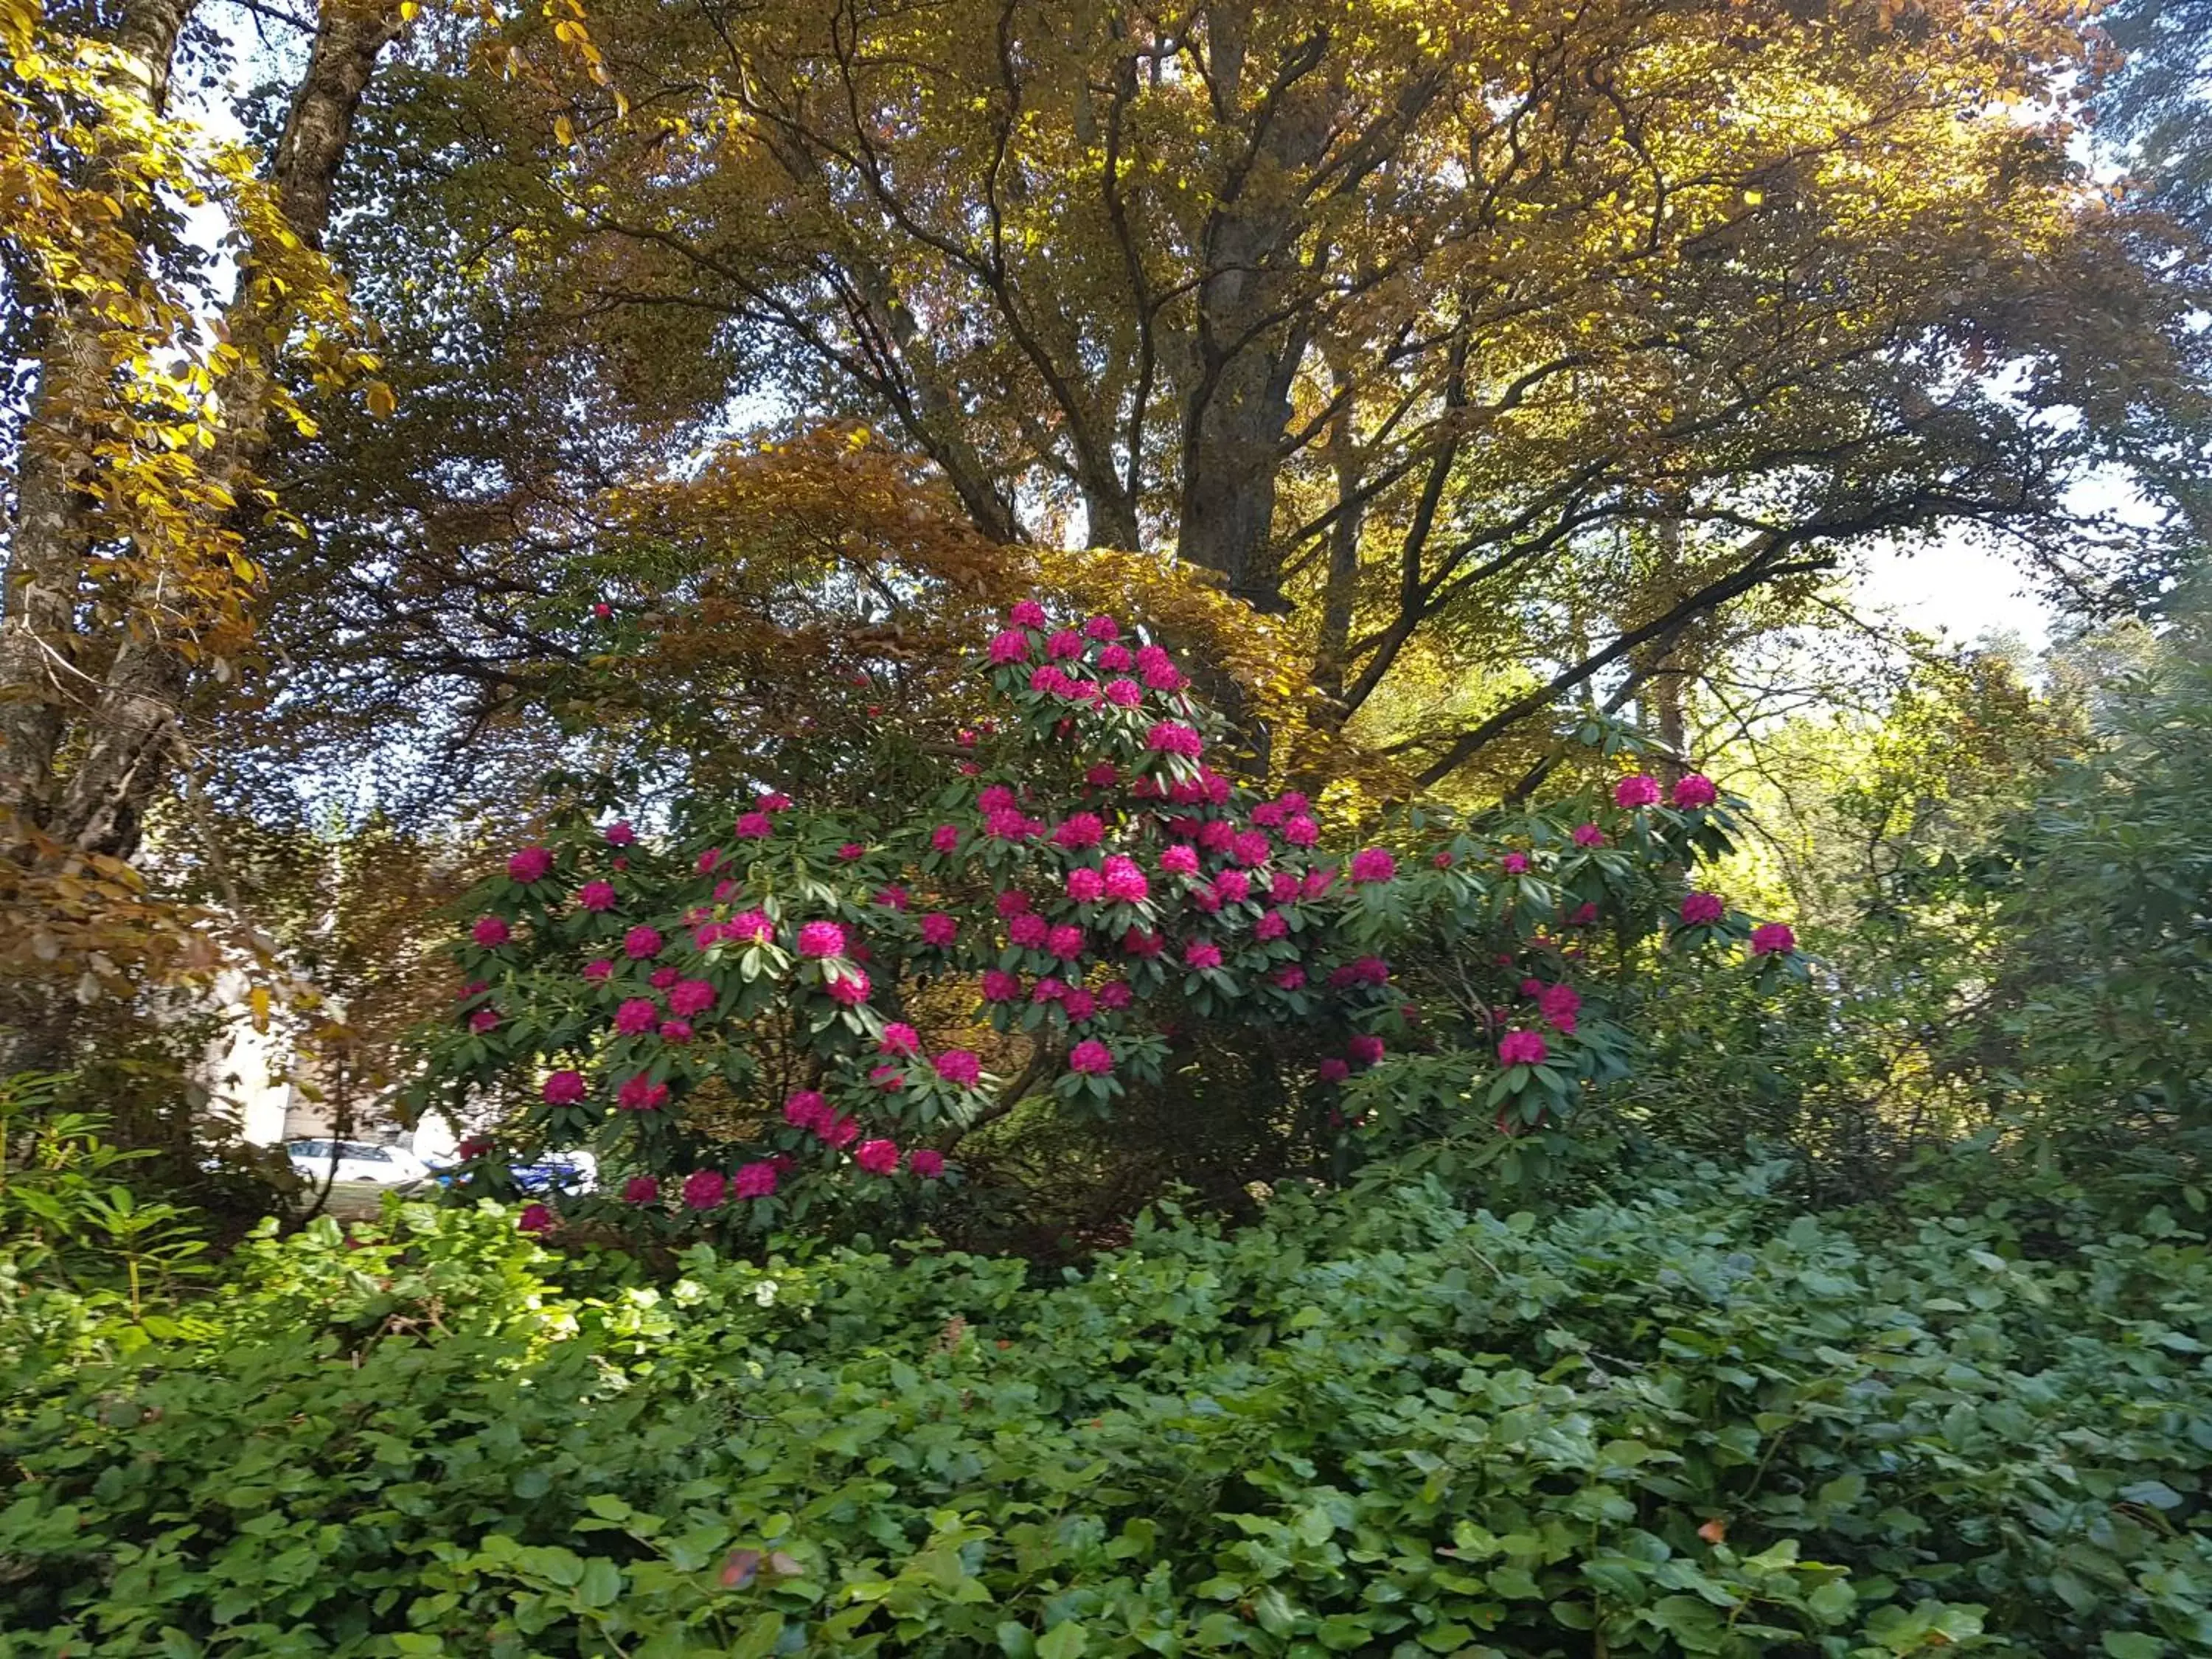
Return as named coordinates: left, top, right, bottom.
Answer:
left=290, top=1141, right=328, bottom=1159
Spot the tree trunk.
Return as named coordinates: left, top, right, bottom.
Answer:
left=46, top=0, right=408, bottom=863
left=0, top=0, right=199, bottom=835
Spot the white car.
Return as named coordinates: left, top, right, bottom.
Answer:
left=285, top=1138, right=431, bottom=1186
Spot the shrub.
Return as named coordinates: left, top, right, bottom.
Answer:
left=410, top=605, right=1799, bottom=1242
left=4, top=1178, right=2210, bottom=1655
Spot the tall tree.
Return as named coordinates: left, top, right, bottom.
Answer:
left=0, top=0, right=402, bottom=1059
left=394, top=0, right=2202, bottom=778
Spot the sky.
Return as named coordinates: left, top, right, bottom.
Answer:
left=1854, top=538, right=2055, bottom=650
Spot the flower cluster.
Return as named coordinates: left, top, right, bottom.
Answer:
left=431, top=601, right=1798, bottom=1239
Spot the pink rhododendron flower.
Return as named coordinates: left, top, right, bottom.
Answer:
left=583, top=959, right=613, bottom=984
left=1672, top=773, right=1718, bottom=809
left=695, top=846, right=722, bottom=874
left=1573, top=822, right=1606, bottom=847
left=1303, top=866, right=1338, bottom=898
left=1680, top=891, right=1725, bottom=926
left=880, top=1022, right=921, bottom=1057
left=1570, top=901, right=1600, bottom=925
left=837, top=842, right=866, bottom=862
left=1048, top=924, right=1085, bottom=960
left=874, top=885, right=909, bottom=911
left=931, top=823, right=961, bottom=854
left=1269, top=872, right=1299, bottom=904
left=618, top=1075, right=670, bottom=1110
left=1433, top=852, right=1455, bottom=869
left=1046, top=627, right=1084, bottom=661
left=1349, top=847, right=1397, bottom=884
left=1028, top=664, right=1073, bottom=697
left=681, top=1170, right=726, bottom=1210
left=1100, top=855, right=1148, bottom=902
left=1066, top=866, right=1105, bottom=902
left=1083, top=614, right=1120, bottom=641
left=1498, top=1030, right=1548, bottom=1067
left=508, top=846, right=553, bottom=883
left=796, top=920, right=847, bottom=958
left=1255, top=908, right=1288, bottom=941
left=785, top=1090, right=830, bottom=1130
left=1189, top=887, right=1223, bottom=914
left=934, top=1050, right=981, bottom=1087
left=1214, top=869, right=1251, bottom=903
left=988, top=628, right=1030, bottom=665
left=578, top=880, right=616, bottom=911
left=1613, top=773, right=1661, bottom=809
left=995, top=888, right=1032, bottom=917
left=1185, top=940, right=1223, bottom=970
left=1274, top=964, right=1308, bottom=990
left=468, top=1008, right=500, bottom=1032
left=757, top=791, right=793, bottom=812
left=1009, top=599, right=1048, bottom=628
left=869, top=1063, right=905, bottom=1091
left=472, top=916, right=511, bottom=948
left=1251, top=801, right=1287, bottom=828
left=1317, top=1057, right=1350, bottom=1084
left=667, top=978, right=714, bottom=1018
left=733, top=1161, right=778, bottom=1200
left=734, top=811, right=773, bottom=839
left=650, top=964, right=679, bottom=990
left=1068, top=1038, right=1114, bottom=1075
left=1009, top=913, right=1050, bottom=948
left=855, top=1138, right=900, bottom=1175
left=1283, top=815, right=1319, bottom=847
left=1229, top=830, right=1272, bottom=867
left=623, top=925, right=663, bottom=959
left=726, top=910, right=773, bottom=945
left=1160, top=844, right=1200, bottom=877
left=1054, top=813, right=1105, bottom=849
left=1537, top=984, right=1582, bottom=1030
left=978, top=782, right=1018, bottom=813
left=1032, top=976, right=1068, bottom=1003
left=1099, top=980, right=1133, bottom=1011
left=658, top=1019, right=694, bottom=1044
left=985, top=807, right=1040, bottom=842
left=615, top=998, right=659, bottom=1035
left=1501, top=852, right=1529, bottom=874
left=622, top=1175, right=660, bottom=1204
left=1102, top=677, right=1142, bottom=708
left=1750, top=921, right=1798, bottom=956
left=1144, top=720, right=1204, bottom=757
left=1135, top=647, right=1181, bottom=691
left=1347, top=1034, right=1385, bottom=1066
left=1063, top=987, right=1098, bottom=1022
left=909, top=1148, right=946, bottom=1178
left=1098, top=643, right=1133, bottom=672
left=519, top=1203, right=554, bottom=1234
left=1122, top=927, right=1164, bottom=958
left=543, top=1070, right=587, bottom=1105
left=981, top=969, right=1022, bottom=1002
left=605, top=821, right=636, bottom=846
left=826, top=967, right=870, bottom=1005
left=920, top=911, right=958, bottom=947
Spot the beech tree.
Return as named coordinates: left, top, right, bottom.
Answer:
left=381, top=0, right=2205, bottom=776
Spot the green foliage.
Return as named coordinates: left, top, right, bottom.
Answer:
left=0, top=1073, right=211, bottom=1374
left=6, top=1176, right=2211, bottom=1657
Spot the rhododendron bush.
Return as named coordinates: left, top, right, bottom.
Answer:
left=410, top=607, right=1801, bottom=1238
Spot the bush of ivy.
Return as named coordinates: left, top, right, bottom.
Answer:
left=4, top=1167, right=2211, bottom=1658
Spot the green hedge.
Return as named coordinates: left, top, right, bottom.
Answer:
left=4, top=1172, right=2211, bottom=1657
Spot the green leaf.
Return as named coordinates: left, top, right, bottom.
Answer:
left=1037, top=1621, right=1088, bottom=1659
